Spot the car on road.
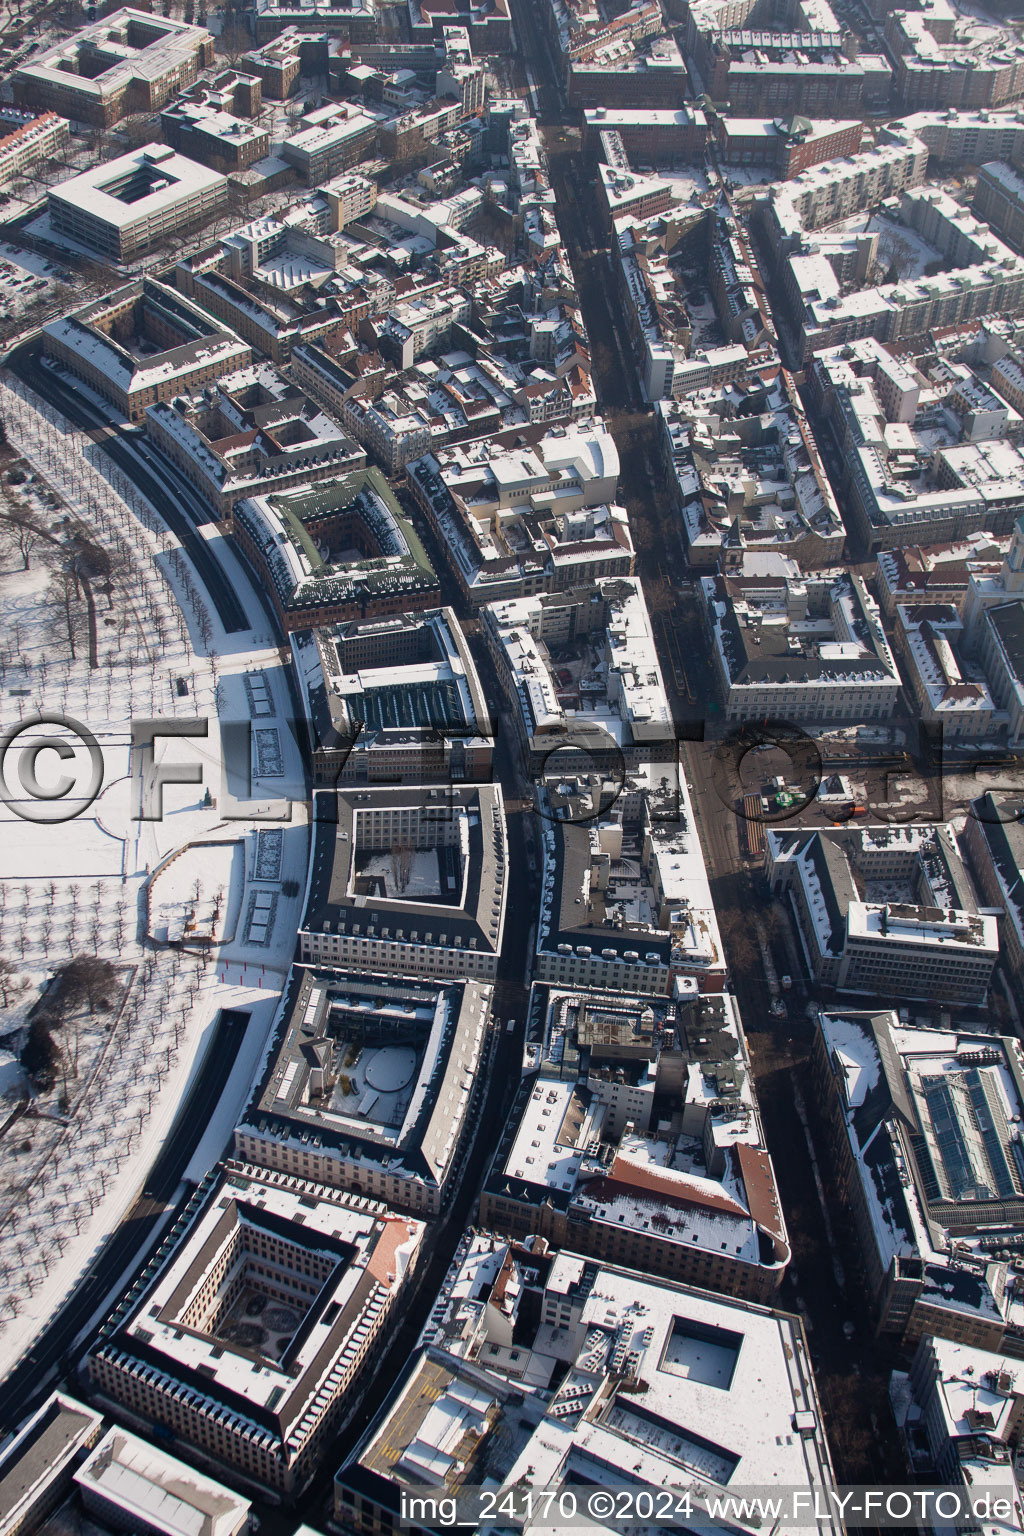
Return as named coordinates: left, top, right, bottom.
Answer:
left=770, top=998, right=787, bottom=1018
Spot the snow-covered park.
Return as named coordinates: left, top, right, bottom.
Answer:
left=0, top=376, right=310, bottom=1378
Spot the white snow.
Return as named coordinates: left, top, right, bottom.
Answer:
left=0, top=377, right=311, bottom=1379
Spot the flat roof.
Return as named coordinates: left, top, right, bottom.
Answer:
left=74, top=1427, right=249, bottom=1536
left=49, top=144, right=225, bottom=230
left=0, top=1393, right=102, bottom=1528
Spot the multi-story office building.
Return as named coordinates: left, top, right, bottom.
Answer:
left=894, top=600, right=996, bottom=738
left=75, top=1429, right=251, bottom=1536
left=42, top=278, right=250, bottom=422
left=714, top=113, right=862, bottom=178
left=408, top=422, right=632, bottom=606
left=814, top=1010, right=1024, bottom=1352
left=144, top=362, right=364, bottom=518
left=480, top=982, right=788, bottom=1300
left=0, top=1394, right=103, bottom=1536
left=337, top=1254, right=840, bottom=1536
left=48, top=144, right=227, bottom=262
left=898, top=1335, right=1024, bottom=1510
left=482, top=579, right=668, bottom=772
left=701, top=568, right=901, bottom=723
left=293, top=606, right=493, bottom=786
left=281, top=104, right=382, bottom=181
left=249, top=0, right=377, bottom=44
left=298, top=783, right=507, bottom=980
left=767, top=825, right=999, bottom=1004
left=232, top=469, right=440, bottom=631
left=234, top=966, right=492, bottom=1216
left=86, top=1163, right=425, bottom=1496
left=240, top=31, right=305, bottom=95
left=963, top=793, right=1024, bottom=999
left=160, top=101, right=270, bottom=174
left=581, top=105, right=709, bottom=160
left=875, top=534, right=1008, bottom=618
left=13, top=9, right=213, bottom=127
left=534, top=765, right=726, bottom=997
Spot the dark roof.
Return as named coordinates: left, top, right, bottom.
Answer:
left=987, top=600, right=1024, bottom=685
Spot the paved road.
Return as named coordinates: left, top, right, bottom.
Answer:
left=0, top=1007, right=251, bottom=1434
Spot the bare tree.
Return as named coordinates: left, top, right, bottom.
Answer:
left=0, top=959, right=22, bottom=1008
left=48, top=565, right=83, bottom=661
left=0, top=506, right=42, bottom=570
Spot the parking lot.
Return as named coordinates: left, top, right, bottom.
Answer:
left=0, top=241, right=72, bottom=320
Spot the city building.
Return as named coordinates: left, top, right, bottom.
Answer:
left=47, top=144, right=227, bottom=263
left=659, top=363, right=845, bottom=569
left=42, top=278, right=251, bottom=423
left=407, top=0, right=512, bottom=53
left=176, top=262, right=352, bottom=370
left=249, top=0, right=377, bottom=44
left=74, top=1428, right=251, bottom=1536
left=0, top=110, right=69, bottom=188
left=875, top=534, right=1009, bottom=619
left=86, top=1162, right=425, bottom=1497
left=12, top=9, right=214, bottom=127
left=407, top=422, right=633, bottom=607
left=0, top=1393, right=103, bottom=1536
left=281, top=103, right=383, bottom=181
left=568, top=35, right=691, bottom=111
left=974, top=161, right=1024, bottom=251
left=896, top=1335, right=1024, bottom=1514
left=714, top=113, right=862, bottom=179
left=298, top=783, right=507, bottom=980
left=292, top=606, right=494, bottom=786
left=143, top=361, right=365, bottom=519
left=323, top=171, right=378, bottom=229
left=480, top=981, right=788, bottom=1300
left=241, top=31, right=306, bottom=96
left=814, top=1009, right=1024, bottom=1352
left=883, top=107, right=1024, bottom=170
left=962, top=793, right=1024, bottom=1000
left=701, top=568, right=901, bottom=723
left=231, top=468, right=440, bottom=631
left=693, top=30, right=890, bottom=118
left=160, top=101, right=270, bottom=175
left=893, top=601, right=996, bottom=738
left=767, top=825, right=999, bottom=1004
left=176, top=208, right=390, bottom=366
left=780, top=185, right=1024, bottom=365
left=767, top=137, right=929, bottom=236
left=581, top=106, right=709, bottom=161
left=336, top=1255, right=840, bottom=1536
left=234, top=965, right=493, bottom=1216
left=887, top=2, right=1024, bottom=112
left=809, top=337, right=1024, bottom=551
left=534, top=765, right=726, bottom=997
left=481, top=578, right=670, bottom=773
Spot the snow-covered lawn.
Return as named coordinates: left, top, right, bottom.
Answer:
left=0, top=377, right=309, bottom=1376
